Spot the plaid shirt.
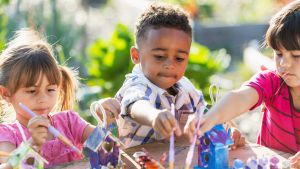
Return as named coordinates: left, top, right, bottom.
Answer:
left=115, top=64, right=206, bottom=148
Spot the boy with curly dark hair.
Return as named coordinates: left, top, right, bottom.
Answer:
left=116, top=3, right=205, bottom=148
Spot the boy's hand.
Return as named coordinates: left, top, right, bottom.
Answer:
left=96, top=98, right=120, bottom=125
left=230, top=127, right=246, bottom=150
left=151, top=109, right=181, bottom=138
left=183, top=116, right=197, bottom=143
left=27, top=115, right=50, bottom=152
left=290, top=151, right=300, bottom=168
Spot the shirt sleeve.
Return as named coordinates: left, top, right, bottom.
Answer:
left=116, top=83, right=150, bottom=117
left=0, top=124, right=17, bottom=146
left=243, top=70, right=279, bottom=110
left=65, top=111, right=89, bottom=144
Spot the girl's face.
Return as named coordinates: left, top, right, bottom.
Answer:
left=8, top=74, right=59, bottom=124
left=275, top=48, right=300, bottom=88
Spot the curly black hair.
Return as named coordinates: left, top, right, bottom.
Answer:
left=135, top=3, right=192, bottom=46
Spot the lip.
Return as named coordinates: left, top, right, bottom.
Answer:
left=33, top=108, right=49, bottom=114
left=158, top=73, right=177, bottom=78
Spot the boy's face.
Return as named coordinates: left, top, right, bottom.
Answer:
left=131, top=27, right=192, bottom=90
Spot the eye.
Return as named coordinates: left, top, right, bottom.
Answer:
left=26, top=90, right=36, bottom=94
left=48, top=88, right=56, bottom=92
left=275, top=53, right=282, bottom=58
left=48, top=86, right=58, bottom=92
left=176, top=57, right=185, bottom=62
left=154, top=55, right=165, bottom=60
left=292, top=55, right=300, bottom=59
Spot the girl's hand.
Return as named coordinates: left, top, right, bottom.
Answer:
left=230, top=127, right=246, bottom=150
left=151, top=109, right=181, bottom=138
left=290, top=151, right=300, bottom=168
left=27, top=115, right=50, bottom=153
left=96, top=98, right=120, bottom=125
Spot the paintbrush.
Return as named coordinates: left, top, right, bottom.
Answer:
left=19, top=103, right=81, bottom=154
left=184, top=105, right=206, bottom=169
left=169, top=103, right=175, bottom=169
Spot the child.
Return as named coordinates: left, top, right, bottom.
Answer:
left=196, top=1, right=300, bottom=167
left=115, top=3, right=207, bottom=148
left=0, top=28, right=120, bottom=168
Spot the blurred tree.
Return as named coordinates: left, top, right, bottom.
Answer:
left=86, top=24, right=134, bottom=99
left=158, top=0, right=279, bottom=24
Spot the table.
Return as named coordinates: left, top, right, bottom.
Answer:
left=50, top=142, right=291, bottom=169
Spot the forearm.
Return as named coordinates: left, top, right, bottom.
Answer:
left=0, top=163, right=12, bottom=169
left=129, top=100, right=160, bottom=126
left=208, top=87, right=258, bottom=124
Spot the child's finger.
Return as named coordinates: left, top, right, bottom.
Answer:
left=290, top=151, right=300, bottom=163
left=166, top=113, right=181, bottom=136
left=27, top=116, right=49, bottom=128
left=107, top=99, right=121, bottom=115
left=189, top=120, right=196, bottom=134
left=238, top=137, right=246, bottom=147
left=156, top=120, right=169, bottom=137
left=162, top=117, right=174, bottom=135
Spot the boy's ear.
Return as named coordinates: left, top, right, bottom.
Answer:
left=130, top=46, right=140, bottom=64
left=0, top=86, right=11, bottom=102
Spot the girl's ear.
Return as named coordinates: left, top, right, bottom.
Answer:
left=130, top=46, right=140, bottom=64
left=0, top=86, right=11, bottom=102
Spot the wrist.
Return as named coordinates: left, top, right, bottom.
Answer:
left=149, top=109, right=161, bottom=127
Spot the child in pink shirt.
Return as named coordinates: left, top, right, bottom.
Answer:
left=0, top=29, right=120, bottom=168
left=191, top=1, right=300, bottom=168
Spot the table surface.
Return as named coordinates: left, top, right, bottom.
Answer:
left=50, top=142, right=292, bottom=169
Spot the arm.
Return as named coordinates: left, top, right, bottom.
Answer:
left=0, top=142, right=15, bottom=169
left=129, top=100, right=181, bottom=137
left=198, top=86, right=259, bottom=136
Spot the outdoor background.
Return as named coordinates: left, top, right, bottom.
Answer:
left=0, top=0, right=293, bottom=143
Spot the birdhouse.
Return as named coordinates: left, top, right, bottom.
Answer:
left=83, top=123, right=121, bottom=169
left=194, top=124, right=233, bottom=169
left=7, top=142, right=48, bottom=169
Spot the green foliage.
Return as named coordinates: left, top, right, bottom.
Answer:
left=86, top=24, right=134, bottom=100
left=186, top=43, right=229, bottom=99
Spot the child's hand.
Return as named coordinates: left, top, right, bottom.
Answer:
left=96, top=98, right=120, bottom=124
left=290, top=151, right=300, bottom=168
left=27, top=115, right=50, bottom=152
left=151, top=109, right=181, bottom=138
left=230, top=127, right=246, bottom=150
left=183, top=116, right=197, bottom=143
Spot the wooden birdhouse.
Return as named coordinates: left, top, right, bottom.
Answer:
left=194, top=124, right=233, bottom=169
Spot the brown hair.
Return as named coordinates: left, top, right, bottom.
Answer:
left=135, top=3, right=192, bottom=47
left=0, top=28, right=78, bottom=111
left=265, top=1, right=300, bottom=50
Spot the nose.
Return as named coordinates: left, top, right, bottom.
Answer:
left=163, top=59, right=175, bottom=70
left=279, top=55, right=292, bottom=68
left=37, top=92, right=48, bottom=104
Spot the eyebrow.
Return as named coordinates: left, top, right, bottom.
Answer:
left=151, top=48, right=189, bottom=55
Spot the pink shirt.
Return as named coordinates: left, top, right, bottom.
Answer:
left=245, top=70, right=300, bottom=154
left=0, top=110, right=88, bottom=168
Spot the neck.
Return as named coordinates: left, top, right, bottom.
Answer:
left=16, top=114, right=29, bottom=127
left=290, top=87, right=300, bottom=99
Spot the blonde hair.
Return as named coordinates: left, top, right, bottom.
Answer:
left=0, top=28, right=78, bottom=111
